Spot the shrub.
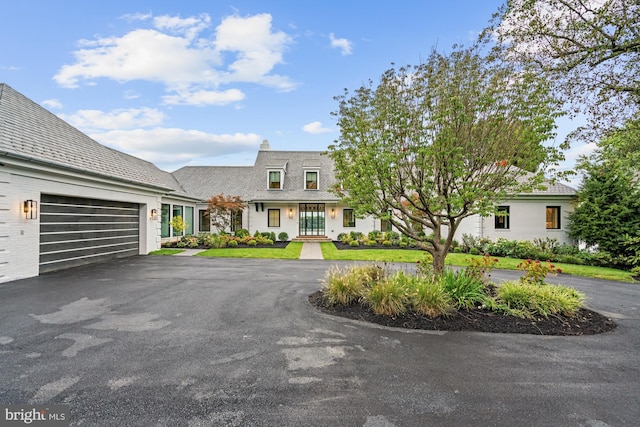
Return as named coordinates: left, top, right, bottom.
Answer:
left=337, top=233, right=347, bottom=241
left=453, top=247, right=462, bottom=253
left=517, top=259, right=562, bottom=285
left=439, top=269, right=488, bottom=309
left=349, top=231, right=363, bottom=241
left=264, top=239, right=274, bottom=245
left=497, top=281, right=585, bottom=318
left=366, top=240, right=378, bottom=246
left=410, top=276, right=454, bottom=317
left=278, top=232, right=289, bottom=242
left=399, top=242, right=408, bottom=248
left=322, top=264, right=387, bottom=305
left=254, top=230, right=261, bottom=237
left=349, top=240, right=360, bottom=247
left=227, top=240, right=238, bottom=247
left=364, top=272, right=410, bottom=316
left=235, top=228, right=250, bottom=238
left=385, top=231, right=400, bottom=241
left=368, top=230, right=382, bottom=242
left=465, top=254, right=499, bottom=282
left=247, top=239, right=257, bottom=246
left=469, top=247, right=481, bottom=255
left=382, top=240, right=392, bottom=246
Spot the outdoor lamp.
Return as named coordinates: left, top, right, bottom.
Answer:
left=23, top=199, right=37, bottom=219
left=330, top=208, right=336, bottom=218
left=150, top=208, right=158, bottom=220
left=288, top=208, right=294, bottom=218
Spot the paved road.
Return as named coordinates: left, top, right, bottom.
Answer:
left=1, top=257, right=638, bottom=426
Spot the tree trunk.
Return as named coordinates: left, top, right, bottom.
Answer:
left=432, top=248, right=447, bottom=275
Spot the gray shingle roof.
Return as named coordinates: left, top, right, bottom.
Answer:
left=171, top=166, right=255, bottom=200
left=0, top=83, right=183, bottom=193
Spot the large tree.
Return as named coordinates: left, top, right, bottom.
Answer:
left=488, top=0, right=640, bottom=138
left=569, top=117, right=640, bottom=259
left=328, top=45, right=564, bottom=273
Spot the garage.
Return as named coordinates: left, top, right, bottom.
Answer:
left=39, top=195, right=140, bottom=273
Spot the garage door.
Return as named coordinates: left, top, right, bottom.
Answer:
left=39, top=195, right=140, bottom=273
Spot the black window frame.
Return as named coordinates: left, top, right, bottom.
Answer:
left=268, top=209, right=280, bottom=227
left=546, top=206, right=561, bottom=229
left=343, top=209, right=356, bottom=228
left=495, top=206, right=510, bottom=230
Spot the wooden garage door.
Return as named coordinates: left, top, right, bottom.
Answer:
left=39, top=195, right=140, bottom=273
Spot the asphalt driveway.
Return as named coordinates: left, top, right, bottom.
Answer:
left=1, top=256, right=639, bottom=426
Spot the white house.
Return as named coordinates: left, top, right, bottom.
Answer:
left=0, top=83, right=576, bottom=283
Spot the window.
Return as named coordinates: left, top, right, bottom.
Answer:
left=231, top=210, right=243, bottom=231
left=199, top=209, right=210, bottom=232
left=185, top=206, right=194, bottom=235
left=343, top=209, right=356, bottom=227
left=172, top=205, right=183, bottom=236
left=546, top=206, right=561, bottom=229
left=305, top=171, right=318, bottom=189
left=269, top=171, right=282, bottom=189
left=380, top=218, right=392, bottom=232
left=495, top=206, right=510, bottom=230
left=161, top=204, right=170, bottom=238
left=268, top=209, right=280, bottom=227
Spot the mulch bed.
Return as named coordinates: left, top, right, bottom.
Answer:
left=165, top=241, right=291, bottom=249
left=308, top=290, right=617, bottom=336
left=333, top=241, right=421, bottom=250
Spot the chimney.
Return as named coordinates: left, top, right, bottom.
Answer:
left=259, top=139, right=271, bottom=150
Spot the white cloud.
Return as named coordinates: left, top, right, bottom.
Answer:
left=564, top=142, right=598, bottom=162
left=162, top=88, right=245, bottom=106
left=41, top=99, right=63, bottom=109
left=329, top=33, right=353, bottom=56
left=302, top=121, right=333, bottom=134
left=91, top=128, right=261, bottom=167
left=61, top=107, right=165, bottom=131
left=53, top=12, right=297, bottom=103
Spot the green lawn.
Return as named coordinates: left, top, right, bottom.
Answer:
left=320, top=242, right=635, bottom=283
left=196, top=242, right=303, bottom=259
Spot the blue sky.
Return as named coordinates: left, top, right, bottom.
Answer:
left=0, top=0, right=586, bottom=181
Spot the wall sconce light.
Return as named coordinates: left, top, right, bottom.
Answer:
left=150, top=208, right=158, bottom=220
left=330, top=208, right=336, bottom=218
left=288, top=208, right=294, bottom=218
left=23, top=199, right=37, bottom=219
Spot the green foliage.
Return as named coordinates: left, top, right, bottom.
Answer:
left=496, top=281, right=585, bottom=319
left=322, top=264, right=387, bottom=305
left=349, top=240, right=360, bottom=247
left=438, top=270, right=488, bottom=310
left=278, top=232, right=289, bottom=242
left=227, top=240, right=238, bottom=247
left=235, top=228, right=250, bottom=238
left=176, top=235, right=199, bottom=248
left=364, top=272, right=410, bottom=316
left=247, top=239, right=257, bottom=246
left=517, top=259, right=562, bottom=285
left=328, top=43, right=562, bottom=274
left=465, top=254, right=499, bottom=282
left=411, top=276, right=454, bottom=318
left=169, top=216, right=187, bottom=234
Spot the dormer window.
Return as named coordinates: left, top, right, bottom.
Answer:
left=305, top=171, right=318, bottom=190
left=268, top=170, right=282, bottom=189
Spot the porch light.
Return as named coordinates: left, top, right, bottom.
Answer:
left=150, top=208, right=158, bottom=220
left=330, top=208, right=335, bottom=218
left=23, top=200, right=37, bottom=219
left=288, top=208, right=294, bottom=218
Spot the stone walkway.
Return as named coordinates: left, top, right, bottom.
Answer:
left=298, top=242, right=324, bottom=260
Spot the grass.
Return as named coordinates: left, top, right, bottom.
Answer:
left=196, top=242, right=302, bottom=259
left=149, top=249, right=185, bottom=255
left=320, top=243, right=635, bottom=283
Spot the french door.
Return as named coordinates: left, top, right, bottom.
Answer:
left=298, top=203, right=325, bottom=236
